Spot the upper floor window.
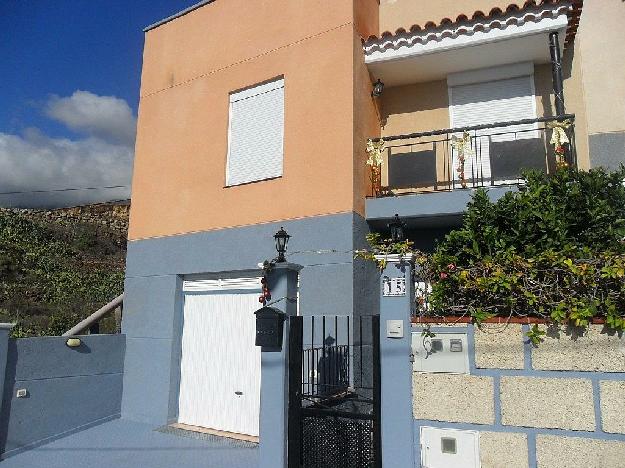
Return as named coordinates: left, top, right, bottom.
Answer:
left=226, top=78, right=285, bottom=186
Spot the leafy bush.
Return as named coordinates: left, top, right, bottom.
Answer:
left=421, top=167, right=625, bottom=336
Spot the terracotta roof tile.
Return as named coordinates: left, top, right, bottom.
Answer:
left=364, top=0, right=583, bottom=46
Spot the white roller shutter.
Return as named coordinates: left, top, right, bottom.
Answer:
left=226, top=78, right=285, bottom=186
left=183, top=277, right=262, bottom=292
left=449, top=74, right=537, bottom=183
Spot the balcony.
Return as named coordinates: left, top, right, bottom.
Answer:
left=365, top=115, right=576, bottom=228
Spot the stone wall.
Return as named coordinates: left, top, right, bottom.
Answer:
left=0, top=201, right=130, bottom=238
left=411, top=323, right=625, bottom=468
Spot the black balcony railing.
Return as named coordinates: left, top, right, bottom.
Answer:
left=371, top=114, right=576, bottom=196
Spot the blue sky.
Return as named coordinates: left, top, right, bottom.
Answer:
left=0, top=0, right=198, bottom=207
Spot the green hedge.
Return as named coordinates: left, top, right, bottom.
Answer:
left=421, top=167, right=625, bottom=336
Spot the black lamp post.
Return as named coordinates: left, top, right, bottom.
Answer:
left=274, top=227, right=291, bottom=262
left=388, top=214, right=406, bottom=242
left=371, top=79, right=385, bottom=98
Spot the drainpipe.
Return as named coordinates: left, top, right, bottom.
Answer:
left=549, top=31, right=575, bottom=166
left=549, top=31, right=566, bottom=116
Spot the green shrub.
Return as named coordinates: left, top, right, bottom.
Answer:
left=422, top=167, right=625, bottom=334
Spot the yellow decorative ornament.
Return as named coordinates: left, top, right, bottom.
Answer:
left=451, top=131, right=474, bottom=188
left=547, top=119, right=572, bottom=168
left=366, top=139, right=385, bottom=167
left=366, top=138, right=385, bottom=196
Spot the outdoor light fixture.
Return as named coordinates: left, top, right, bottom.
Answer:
left=388, top=213, right=406, bottom=242
left=274, top=227, right=291, bottom=262
left=371, top=79, right=385, bottom=98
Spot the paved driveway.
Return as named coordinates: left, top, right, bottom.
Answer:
left=1, top=418, right=259, bottom=468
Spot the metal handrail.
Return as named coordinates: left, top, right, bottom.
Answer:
left=371, top=113, right=576, bottom=143
left=62, top=293, right=124, bottom=336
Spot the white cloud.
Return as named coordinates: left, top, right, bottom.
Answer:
left=0, top=91, right=136, bottom=208
left=45, top=90, right=137, bottom=146
left=0, top=129, right=132, bottom=208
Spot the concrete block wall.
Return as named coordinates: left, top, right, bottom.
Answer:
left=411, top=324, right=625, bottom=468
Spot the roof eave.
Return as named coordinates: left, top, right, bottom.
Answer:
left=143, top=0, right=216, bottom=33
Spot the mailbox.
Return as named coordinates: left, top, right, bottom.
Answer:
left=255, top=306, right=286, bottom=348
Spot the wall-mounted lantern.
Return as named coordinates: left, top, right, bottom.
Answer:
left=371, top=79, right=385, bottom=98
left=65, top=337, right=82, bottom=348
left=388, top=213, right=406, bottom=242
left=255, top=306, right=286, bottom=349
left=274, top=227, right=291, bottom=263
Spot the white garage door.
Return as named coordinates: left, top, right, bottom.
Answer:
left=177, top=277, right=262, bottom=437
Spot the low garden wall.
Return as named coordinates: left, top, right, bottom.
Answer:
left=411, top=322, right=625, bottom=468
left=0, top=333, right=125, bottom=459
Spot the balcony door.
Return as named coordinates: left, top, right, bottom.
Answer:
left=448, top=66, right=538, bottom=186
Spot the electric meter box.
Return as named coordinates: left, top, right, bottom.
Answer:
left=412, top=332, right=469, bottom=374
left=420, top=426, right=479, bottom=468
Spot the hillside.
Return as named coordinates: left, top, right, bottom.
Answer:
left=0, top=202, right=128, bottom=337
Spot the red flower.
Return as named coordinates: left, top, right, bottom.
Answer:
left=440, top=272, right=448, bottom=279
left=556, top=145, right=565, bottom=154
left=447, top=263, right=456, bottom=271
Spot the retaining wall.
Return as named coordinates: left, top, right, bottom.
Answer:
left=411, top=323, right=625, bottom=468
left=0, top=334, right=125, bottom=459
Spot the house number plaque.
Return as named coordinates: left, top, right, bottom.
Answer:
left=382, top=276, right=406, bottom=297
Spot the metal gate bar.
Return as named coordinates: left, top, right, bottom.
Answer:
left=287, top=316, right=303, bottom=468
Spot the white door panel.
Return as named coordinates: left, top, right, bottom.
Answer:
left=178, top=291, right=261, bottom=436
left=421, top=426, right=480, bottom=468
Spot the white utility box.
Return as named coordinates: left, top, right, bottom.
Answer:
left=420, top=426, right=480, bottom=468
left=386, top=319, right=404, bottom=339
left=412, top=332, right=469, bottom=374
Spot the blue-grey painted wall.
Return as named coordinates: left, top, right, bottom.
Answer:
left=0, top=334, right=125, bottom=459
left=122, top=211, right=378, bottom=425
left=0, top=324, right=13, bottom=428
left=365, top=186, right=516, bottom=228
left=258, top=263, right=301, bottom=468
left=379, top=258, right=416, bottom=468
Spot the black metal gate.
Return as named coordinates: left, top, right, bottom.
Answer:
left=288, top=315, right=381, bottom=468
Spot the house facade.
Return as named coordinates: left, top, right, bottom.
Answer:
left=121, top=0, right=625, bottom=465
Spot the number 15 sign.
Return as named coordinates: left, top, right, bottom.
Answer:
left=382, top=276, right=406, bottom=297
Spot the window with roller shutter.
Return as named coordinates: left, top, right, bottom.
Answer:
left=226, top=78, right=285, bottom=186
left=448, top=66, right=538, bottom=184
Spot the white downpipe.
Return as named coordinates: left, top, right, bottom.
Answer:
left=62, top=293, right=124, bottom=337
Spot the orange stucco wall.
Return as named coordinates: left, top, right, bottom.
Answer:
left=353, top=33, right=382, bottom=207
left=536, top=44, right=591, bottom=170
left=577, top=0, right=625, bottom=136
left=354, top=0, right=380, bottom=39
left=130, top=0, right=379, bottom=240
left=379, top=0, right=523, bottom=33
